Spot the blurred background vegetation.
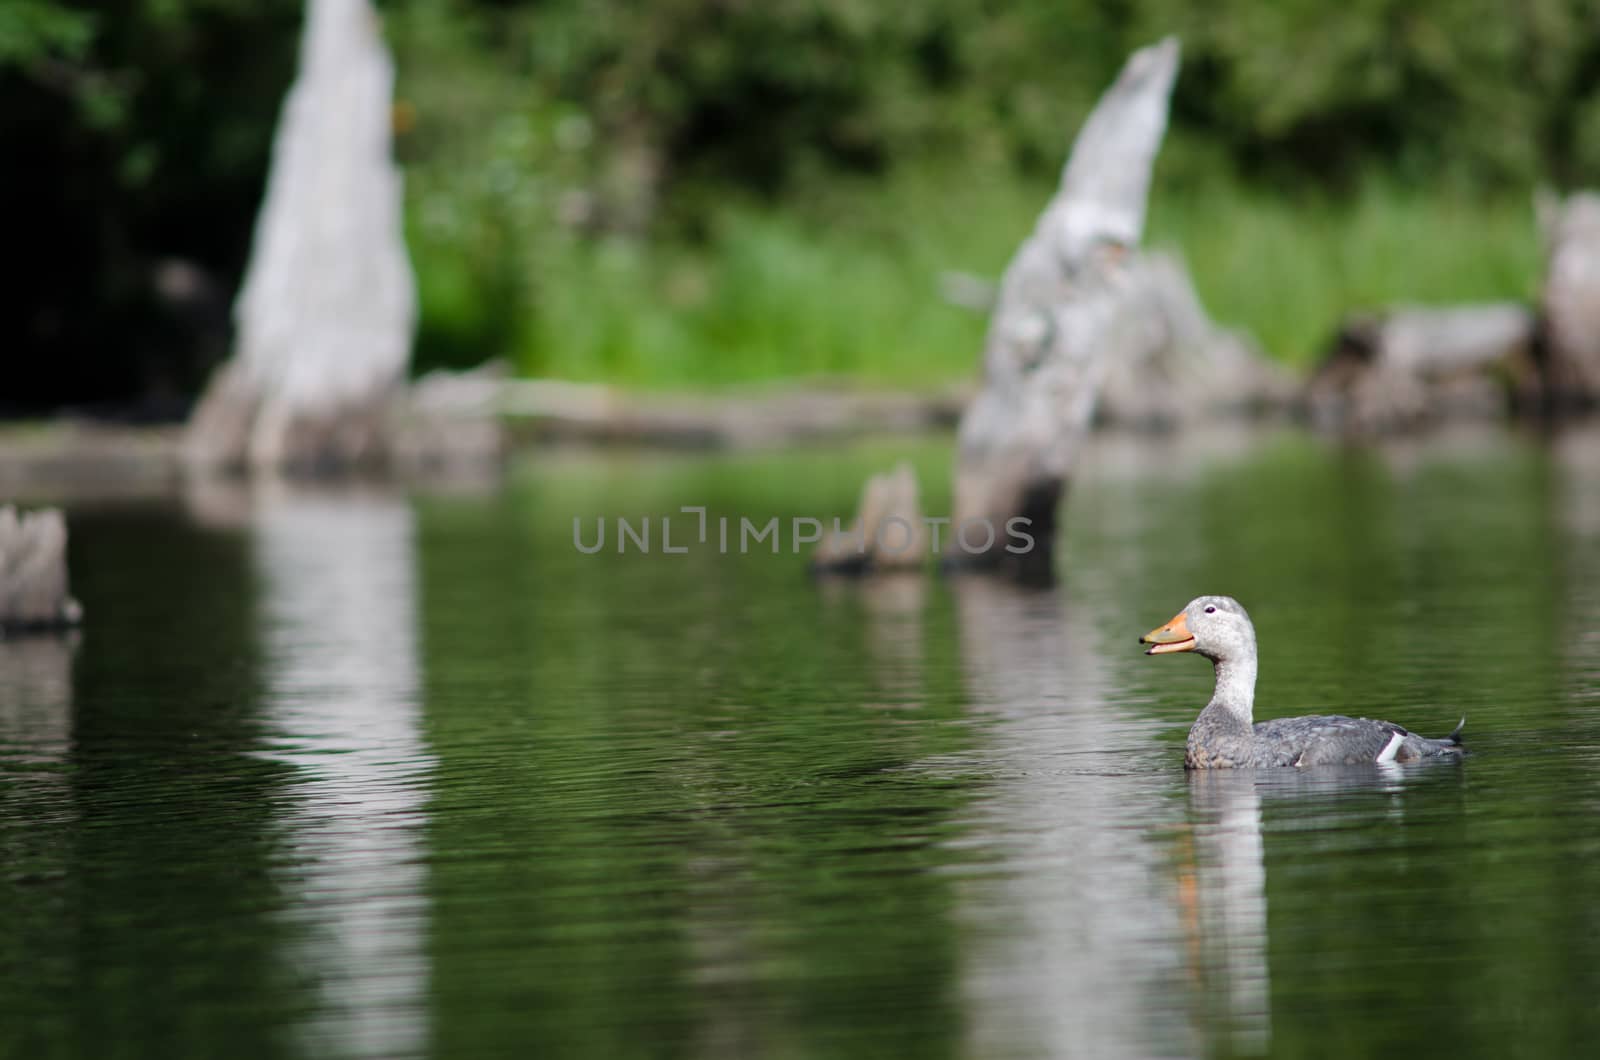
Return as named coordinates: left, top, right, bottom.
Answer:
left=5, top=0, right=1598, bottom=415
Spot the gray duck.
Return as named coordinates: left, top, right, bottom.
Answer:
left=1140, top=595, right=1466, bottom=769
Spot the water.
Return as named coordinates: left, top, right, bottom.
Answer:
left=4, top=426, right=1600, bottom=1058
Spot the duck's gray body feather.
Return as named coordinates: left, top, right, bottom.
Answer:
left=1186, top=709, right=1466, bottom=770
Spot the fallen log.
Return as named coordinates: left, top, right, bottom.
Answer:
left=0, top=506, right=83, bottom=631
left=498, top=378, right=967, bottom=448
left=1305, top=303, right=1536, bottom=433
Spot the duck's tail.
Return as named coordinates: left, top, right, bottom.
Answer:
left=1421, top=716, right=1467, bottom=756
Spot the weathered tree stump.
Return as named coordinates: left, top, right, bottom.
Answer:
left=811, top=463, right=929, bottom=574
left=951, top=38, right=1179, bottom=569
left=186, top=0, right=415, bottom=473
left=941, top=252, right=1289, bottom=430
left=1305, top=303, right=1535, bottom=433
left=1538, top=191, right=1600, bottom=410
left=0, top=506, right=83, bottom=631
left=815, top=39, right=1185, bottom=578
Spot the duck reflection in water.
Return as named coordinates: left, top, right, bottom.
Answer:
left=1180, top=771, right=1270, bottom=1055
left=1179, top=760, right=1453, bottom=1055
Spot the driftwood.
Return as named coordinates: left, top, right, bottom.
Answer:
left=0, top=506, right=82, bottom=631
left=499, top=378, right=967, bottom=448
left=186, top=0, right=415, bottom=473
left=1305, top=303, right=1535, bottom=433
left=1539, top=191, right=1600, bottom=409
left=810, top=463, right=929, bottom=574
left=950, top=37, right=1179, bottom=567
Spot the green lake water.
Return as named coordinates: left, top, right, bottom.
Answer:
left=4, top=426, right=1600, bottom=1058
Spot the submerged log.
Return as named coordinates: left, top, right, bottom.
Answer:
left=1538, top=190, right=1600, bottom=409
left=811, top=463, right=929, bottom=574
left=0, top=506, right=82, bottom=631
left=1305, top=303, right=1535, bottom=433
left=952, top=38, right=1179, bottom=568
left=186, top=0, right=415, bottom=473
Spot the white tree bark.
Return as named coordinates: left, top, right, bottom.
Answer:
left=0, top=506, right=82, bottom=630
left=1098, top=251, right=1293, bottom=428
left=186, top=0, right=416, bottom=472
left=953, top=38, right=1179, bottom=565
left=1539, top=190, right=1600, bottom=407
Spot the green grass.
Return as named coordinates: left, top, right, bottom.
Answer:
left=409, top=165, right=1542, bottom=388
left=513, top=196, right=1005, bottom=388
left=1148, top=177, right=1541, bottom=366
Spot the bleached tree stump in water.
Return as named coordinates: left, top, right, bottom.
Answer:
left=811, top=464, right=929, bottom=574
left=1538, top=191, right=1600, bottom=411
left=950, top=38, right=1179, bottom=568
left=815, top=39, right=1183, bottom=578
left=186, top=0, right=415, bottom=473
left=0, top=506, right=82, bottom=631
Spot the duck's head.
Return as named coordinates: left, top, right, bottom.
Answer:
left=1140, top=595, right=1255, bottom=662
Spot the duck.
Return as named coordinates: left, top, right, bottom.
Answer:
left=1140, top=595, right=1466, bottom=769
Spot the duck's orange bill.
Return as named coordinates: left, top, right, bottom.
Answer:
left=1141, top=611, right=1197, bottom=655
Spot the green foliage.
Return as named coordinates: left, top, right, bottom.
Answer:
left=1147, top=175, right=1539, bottom=364
left=5, top=0, right=1592, bottom=406
left=1139, top=0, right=1600, bottom=188
left=0, top=1, right=95, bottom=67
left=387, top=0, right=1567, bottom=383
left=5, top=0, right=301, bottom=411
left=403, top=157, right=1539, bottom=386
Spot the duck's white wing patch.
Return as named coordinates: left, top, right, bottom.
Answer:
left=1375, top=730, right=1406, bottom=764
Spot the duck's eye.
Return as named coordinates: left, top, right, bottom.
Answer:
left=1204, top=605, right=1217, bottom=614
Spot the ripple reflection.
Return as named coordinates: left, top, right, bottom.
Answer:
left=250, top=487, right=435, bottom=1058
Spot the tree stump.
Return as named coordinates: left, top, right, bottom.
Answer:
left=185, top=0, right=415, bottom=473
left=1538, top=191, right=1600, bottom=410
left=952, top=38, right=1180, bottom=568
left=1097, top=251, right=1294, bottom=428
left=0, top=506, right=82, bottom=631
left=811, top=463, right=930, bottom=574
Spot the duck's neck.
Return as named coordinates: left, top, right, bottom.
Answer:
left=1205, top=652, right=1257, bottom=728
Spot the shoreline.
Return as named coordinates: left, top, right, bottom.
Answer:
left=4, top=376, right=1554, bottom=501
left=0, top=380, right=971, bottom=496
